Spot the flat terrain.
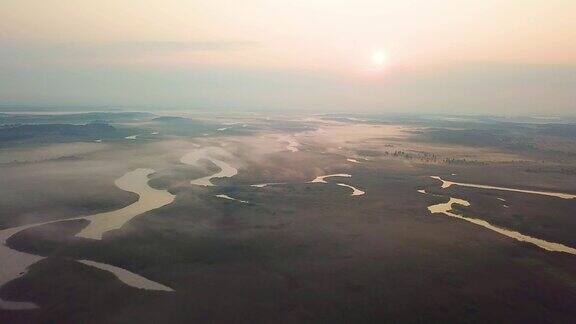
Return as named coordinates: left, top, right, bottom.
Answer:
left=1, top=112, right=576, bottom=323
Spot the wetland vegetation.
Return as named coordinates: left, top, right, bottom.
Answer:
left=1, top=111, right=576, bottom=323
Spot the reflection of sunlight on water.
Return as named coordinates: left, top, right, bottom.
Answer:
left=79, top=260, right=173, bottom=291
left=77, top=168, right=175, bottom=239
left=431, top=176, right=576, bottom=199
left=0, top=168, right=176, bottom=309
left=181, top=147, right=238, bottom=186
left=251, top=182, right=285, bottom=188
left=309, top=173, right=351, bottom=183
left=215, top=194, right=249, bottom=204
left=336, top=183, right=365, bottom=196
left=424, top=189, right=576, bottom=255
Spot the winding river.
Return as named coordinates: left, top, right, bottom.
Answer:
left=308, top=173, right=365, bottom=197
left=180, top=147, right=238, bottom=186
left=215, top=194, right=249, bottom=204
left=78, top=260, right=173, bottom=291
left=431, top=176, right=576, bottom=199
left=336, top=183, right=365, bottom=196
left=0, top=168, right=175, bottom=310
left=309, top=173, right=351, bottom=183
left=422, top=188, right=576, bottom=255
left=250, top=182, right=285, bottom=188
left=0, top=225, right=44, bottom=310
left=77, top=169, right=175, bottom=240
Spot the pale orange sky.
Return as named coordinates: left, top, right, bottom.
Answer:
left=3, top=0, right=576, bottom=69
left=1, top=0, right=575, bottom=113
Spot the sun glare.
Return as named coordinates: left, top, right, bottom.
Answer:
left=371, top=50, right=387, bottom=66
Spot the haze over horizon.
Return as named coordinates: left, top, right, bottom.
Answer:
left=1, top=0, right=575, bottom=115
left=3, top=3, right=576, bottom=321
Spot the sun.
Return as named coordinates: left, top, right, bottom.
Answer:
left=371, top=50, right=387, bottom=66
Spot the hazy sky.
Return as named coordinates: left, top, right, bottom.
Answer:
left=1, top=0, right=575, bottom=114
